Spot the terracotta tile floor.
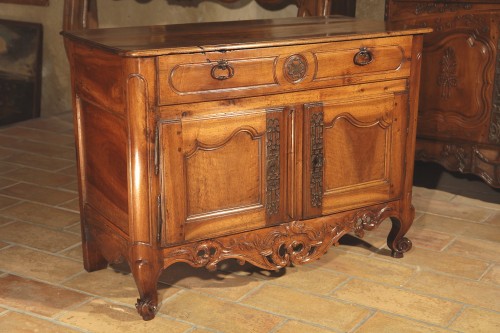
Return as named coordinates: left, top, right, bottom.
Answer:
left=1, top=113, right=499, bottom=332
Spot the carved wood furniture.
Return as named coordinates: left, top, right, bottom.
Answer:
left=62, top=16, right=429, bottom=320
left=386, top=0, right=500, bottom=187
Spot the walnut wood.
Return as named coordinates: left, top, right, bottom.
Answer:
left=386, top=0, right=500, bottom=187
left=63, top=16, right=429, bottom=320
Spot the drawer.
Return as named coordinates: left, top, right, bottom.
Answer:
left=157, top=36, right=413, bottom=105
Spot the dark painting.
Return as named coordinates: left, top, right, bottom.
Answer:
left=0, top=19, right=43, bottom=126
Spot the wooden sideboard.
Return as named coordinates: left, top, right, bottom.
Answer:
left=386, top=0, right=500, bottom=187
left=62, top=16, right=430, bottom=320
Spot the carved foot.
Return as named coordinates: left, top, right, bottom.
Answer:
left=390, top=237, right=412, bottom=258
left=135, top=298, right=158, bottom=321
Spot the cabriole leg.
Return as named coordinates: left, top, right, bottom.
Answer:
left=388, top=215, right=413, bottom=258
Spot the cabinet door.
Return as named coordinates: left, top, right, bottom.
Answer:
left=303, top=94, right=406, bottom=218
left=417, top=13, right=497, bottom=143
left=159, top=107, right=288, bottom=244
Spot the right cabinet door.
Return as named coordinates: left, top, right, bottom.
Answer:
left=303, top=93, right=407, bottom=218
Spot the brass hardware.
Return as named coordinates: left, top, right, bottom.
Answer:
left=353, top=47, right=374, bottom=66
left=211, top=60, right=235, bottom=80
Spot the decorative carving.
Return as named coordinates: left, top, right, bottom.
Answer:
left=266, top=118, right=280, bottom=215
left=310, top=112, right=324, bottom=208
left=416, top=140, right=500, bottom=187
left=162, top=205, right=397, bottom=272
left=414, top=3, right=472, bottom=16
left=284, top=54, right=308, bottom=83
left=438, top=47, right=458, bottom=99
left=441, top=144, right=469, bottom=171
left=490, top=32, right=500, bottom=144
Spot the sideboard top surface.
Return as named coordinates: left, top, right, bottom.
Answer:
left=61, top=15, right=431, bottom=57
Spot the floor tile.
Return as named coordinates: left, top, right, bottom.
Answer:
left=0, top=178, right=16, bottom=190
left=413, top=213, right=479, bottom=235
left=0, top=312, right=79, bottom=333
left=0, top=246, right=83, bottom=283
left=2, top=167, right=75, bottom=188
left=0, top=202, right=80, bottom=229
left=404, top=227, right=455, bottom=251
left=355, top=312, right=452, bottom=333
left=16, top=117, right=74, bottom=133
left=262, top=264, right=348, bottom=295
left=481, top=265, right=500, bottom=285
left=332, top=279, right=462, bottom=326
left=58, top=198, right=80, bottom=212
left=241, top=284, right=370, bottom=332
left=405, top=271, right=500, bottom=312
left=449, top=307, right=500, bottom=333
left=0, top=161, right=18, bottom=174
left=398, top=247, right=490, bottom=280
left=445, top=237, right=500, bottom=262
left=2, top=152, right=74, bottom=172
left=0, top=183, right=77, bottom=206
left=0, top=241, right=9, bottom=249
left=274, top=320, right=336, bottom=333
left=0, top=195, right=18, bottom=210
left=64, top=268, right=180, bottom=305
left=0, top=215, right=12, bottom=227
left=412, top=197, right=494, bottom=222
left=336, top=234, right=387, bottom=256
left=59, top=244, right=83, bottom=261
left=0, top=135, right=75, bottom=160
left=162, top=290, right=283, bottom=333
left=0, top=222, right=80, bottom=253
left=63, top=223, right=81, bottom=235
left=451, top=195, right=500, bottom=211
left=58, top=299, right=191, bottom=333
left=0, top=274, right=90, bottom=317
left=159, top=263, right=261, bottom=301
left=318, top=250, right=415, bottom=286
left=0, top=127, right=74, bottom=147
left=484, top=212, right=500, bottom=226
left=412, top=186, right=456, bottom=202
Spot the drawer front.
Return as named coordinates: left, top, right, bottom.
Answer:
left=158, top=36, right=413, bottom=105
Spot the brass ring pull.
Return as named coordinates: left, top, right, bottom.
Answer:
left=353, top=48, right=374, bottom=66
left=211, top=60, right=234, bottom=80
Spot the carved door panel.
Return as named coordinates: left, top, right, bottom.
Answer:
left=414, top=13, right=497, bottom=143
left=159, top=107, right=288, bottom=245
left=302, top=94, right=406, bottom=218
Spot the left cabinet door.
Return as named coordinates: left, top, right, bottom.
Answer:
left=159, top=107, right=288, bottom=245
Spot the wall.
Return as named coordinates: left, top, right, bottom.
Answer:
left=0, top=0, right=385, bottom=118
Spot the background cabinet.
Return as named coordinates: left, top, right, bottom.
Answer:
left=386, top=0, right=500, bottom=187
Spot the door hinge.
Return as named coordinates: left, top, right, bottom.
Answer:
left=154, top=125, right=159, bottom=175
left=156, top=194, right=162, bottom=243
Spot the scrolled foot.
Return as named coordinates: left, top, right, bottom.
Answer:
left=391, top=237, right=412, bottom=258
left=135, top=298, right=158, bottom=321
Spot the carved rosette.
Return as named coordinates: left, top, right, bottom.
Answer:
left=310, top=112, right=324, bottom=207
left=161, top=205, right=396, bottom=272
left=441, top=144, right=469, bottom=171
left=266, top=118, right=280, bottom=215
left=284, top=54, right=308, bottom=83
left=438, top=47, right=458, bottom=99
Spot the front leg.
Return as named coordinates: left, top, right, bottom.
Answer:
left=130, top=244, right=162, bottom=320
left=388, top=204, right=415, bottom=258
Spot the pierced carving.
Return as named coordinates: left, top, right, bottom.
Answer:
left=442, top=144, right=469, bottom=171
left=310, top=112, right=324, bottom=208
left=162, top=205, right=396, bottom=271
left=284, top=54, right=308, bottom=83
left=266, top=118, right=280, bottom=216
left=438, top=47, right=458, bottom=99
left=415, top=3, right=472, bottom=16
left=490, top=114, right=500, bottom=144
